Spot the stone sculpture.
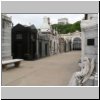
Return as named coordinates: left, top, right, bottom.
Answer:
left=68, top=54, right=95, bottom=86
left=75, top=57, right=95, bottom=85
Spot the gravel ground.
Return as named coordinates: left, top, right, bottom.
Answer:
left=2, top=51, right=81, bottom=86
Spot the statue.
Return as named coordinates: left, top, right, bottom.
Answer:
left=75, top=57, right=95, bottom=85
left=68, top=57, right=95, bottom=86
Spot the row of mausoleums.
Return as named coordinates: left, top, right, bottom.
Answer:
left=12, top=25, right=81, bottom=60
left=12, top=23, right=59, bottom=60
left=2, top=14, right=81, bottom=61
left=59, top=31, right=81, bottom=52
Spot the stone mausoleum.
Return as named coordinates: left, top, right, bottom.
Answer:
left=39, top=16, right=59, bottom=57
left=60, top=31, right=81, bottom=51
left=12, top=24, right=38, bottom=60
left=81, top=14, right=98, bottom=86
left=68, top=14, right=98, bottom=86
left=1, top=14, right=12, bottom=60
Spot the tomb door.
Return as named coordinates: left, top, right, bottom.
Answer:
left=73, top=38, right=81, bottom=50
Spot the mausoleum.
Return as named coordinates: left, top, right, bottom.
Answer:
left=1, top=14, right=12, bottom=60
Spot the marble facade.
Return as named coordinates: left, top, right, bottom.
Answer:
left=60, top=31, right=81, bottom=51
left=1, top=14, right=12, bottom=60
left=81, top=14, right=98, bottom=86
left=68, top=14, right=98, bottom=86
left=39, top=16, right=59, bottom=57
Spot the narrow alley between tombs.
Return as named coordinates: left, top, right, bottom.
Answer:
left=2, top=51, right=81, bottom=86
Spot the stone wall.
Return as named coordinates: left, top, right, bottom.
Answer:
left=81, top=14, right=98, bottom=86
left=60, top=31, right=81, bottom=51
left=1, top=14, right=12, bottom=60
left=38, top=32, right=50, bottom=58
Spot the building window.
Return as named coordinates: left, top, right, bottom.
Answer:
left=87, top=39, right=94, bottom=46
left=16, top=34, right=22, bottom=40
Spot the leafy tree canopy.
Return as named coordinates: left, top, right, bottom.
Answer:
left=52, top=21, right=81, bottom=34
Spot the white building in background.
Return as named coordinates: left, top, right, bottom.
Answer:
left=1, top=14, right=13, bottom=60
left=58, top=18, right=68, bottom=25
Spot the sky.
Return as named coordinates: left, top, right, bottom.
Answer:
left=7, top=14, right=84, bottom=28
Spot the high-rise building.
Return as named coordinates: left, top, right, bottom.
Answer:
left=58, top=18, right=68, bottom=25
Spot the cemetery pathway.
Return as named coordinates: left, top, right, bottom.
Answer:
left=2, top=51, right=81, bottom=86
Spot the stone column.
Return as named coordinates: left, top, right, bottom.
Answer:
left=81, top=29, right=85, bottom=62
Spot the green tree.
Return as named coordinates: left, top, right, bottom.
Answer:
left=51, top=21, right=81, bottom=34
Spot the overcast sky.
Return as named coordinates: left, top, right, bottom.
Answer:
left=7, top=14, right=84, bottom=28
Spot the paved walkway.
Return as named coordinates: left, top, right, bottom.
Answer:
left=2, top=51, right=81, bottom=86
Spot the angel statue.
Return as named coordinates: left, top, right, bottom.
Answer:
left=68, top=57, right=95, bottom=86
left=75, top=57, right=95, bottom=85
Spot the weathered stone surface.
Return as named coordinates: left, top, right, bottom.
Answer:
left=85, top=46, right=97, bottom=55
left=1, top=14, right=12, bottom=61
left=39, top=16, right=59, bottom=57
left=60, top=31, right=81, bottom=51
left=94, top=73, right=98, bottom=86
left=80, top=14, right=98, bottom=86
left=83, top=76, right=94, bottom=86
left=69, top=14, right=98, bottom=86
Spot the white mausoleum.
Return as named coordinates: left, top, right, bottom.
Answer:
left=60, top=31, right=81, bottom=51
left=81, top=14, right=98, bottom=86
left=40, top=16, right=59, bottom=55
left=1, top=14, right=12, bottom=60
